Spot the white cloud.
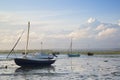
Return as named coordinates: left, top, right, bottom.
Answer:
left=97, top=28, right=117, bottom=39
left=0, top=29, right=24, bottom=43
left=118, top=20, right=120, bottom=26
left=68, top=28, right=90, bottom=39
left=0, top=14, right=10, bottom=22
left=0, top=13, right=25, bottom=24
left=87, top=17, right=97, bottom=24
left=0, top=15, right=120, bottom=49
left=95, top=24, right=106, bottom=31
left=48, top=34, right=66, bottom=39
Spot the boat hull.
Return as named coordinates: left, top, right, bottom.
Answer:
left=68, top=54, right=80, bottom=57
left=87, top=52, right=94, bottom=56
left=14, top=58, right=56, bottom=67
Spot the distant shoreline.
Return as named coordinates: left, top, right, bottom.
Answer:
left=0, top=49, right=52, bottom=54
left=0, top=49, right=120, bottom=54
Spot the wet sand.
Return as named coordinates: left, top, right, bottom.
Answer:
left=0, top=54, right=120, bottom=80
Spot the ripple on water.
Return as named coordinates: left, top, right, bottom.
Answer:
left=0, top=54, right=120, bottom=80
left=111, top=72, right=120, bottom=76
left=105, top=77, right=113, bottom=80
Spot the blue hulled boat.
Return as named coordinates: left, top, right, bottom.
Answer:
left=14, top=58, right=56, bottom=67
left=68, top=53, right=80, bottom=57
left=67, top=38, right=80, bottom=57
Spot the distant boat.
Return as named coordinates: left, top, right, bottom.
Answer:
left=87, top=52, right=94, bottom=56
left=8, top=22, right=56, bottom=67
left=68, top=53, right=80, bottom=57
left=67, top=38, right=80, bottom=57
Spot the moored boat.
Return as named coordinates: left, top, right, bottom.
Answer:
left=67, top=38, right=80, bottom=57
left=11, top=22, right=56, bottom=67
left=68, top=53, right=80, bottom=57
left=87, top=52, right=94, bottom=56
left=14, top=58, right=56, bottom=67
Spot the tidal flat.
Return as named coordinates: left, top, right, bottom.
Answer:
left=0, top=54, right=120, bottom=80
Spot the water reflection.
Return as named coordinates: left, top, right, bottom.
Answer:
left=14, top=66, right=56, bottom=80
left=15, top=65, right=55, bottom=74
left=0, top=54, right=120, bottom=80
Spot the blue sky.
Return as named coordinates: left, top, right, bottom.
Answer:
left=0, top=0, right=120, bottom=50
left=0, top=0, right=120, bottom=21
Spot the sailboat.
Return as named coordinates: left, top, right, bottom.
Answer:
left=34, top=42, right=55, bottom=59
left=14, top=22, right=56, bottom=67
left=67, top=38, right=80, bottom=57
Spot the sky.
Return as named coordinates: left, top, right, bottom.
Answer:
left=0, top=0, right=120, bottom=50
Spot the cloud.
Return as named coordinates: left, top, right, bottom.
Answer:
left=68, top=28, right=90, bottom=39
left=97, top=28, right=117, bottom=39
left=30, top=18, right=120, bottom=41
left=0, top=14, right=10, bottom=22
left=95, top=24, right=106, bottom=31
left=71, top=18, right=120, bottom=40
left=0, top=29, right=24, bottom=43
left=87, top=17, right=100, bottom=26
left=118, top=20, right=120, bottom=26
left=48, top=34, right=66, bottom=39
left=0, top=13, right=24, bottom=23
left=0, top=16, right=120, bottom=49
left=87, top=17, right=96, bottom=23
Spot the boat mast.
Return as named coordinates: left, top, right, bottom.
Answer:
left=25, top=21, right=30, bottom=57
left=70, top=38, right=72, bottom=54
left=41, top=41, right=43, bottom=53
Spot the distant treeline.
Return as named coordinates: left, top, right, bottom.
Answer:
left=0, top=49, right=52, bottom=54
left=0, top=49, right=120, bottom=54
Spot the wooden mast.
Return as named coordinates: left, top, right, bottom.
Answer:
left=25, top=21, right=30, bottom=57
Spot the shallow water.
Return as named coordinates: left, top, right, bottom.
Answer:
left=0, top=54, right=120, bottom=80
